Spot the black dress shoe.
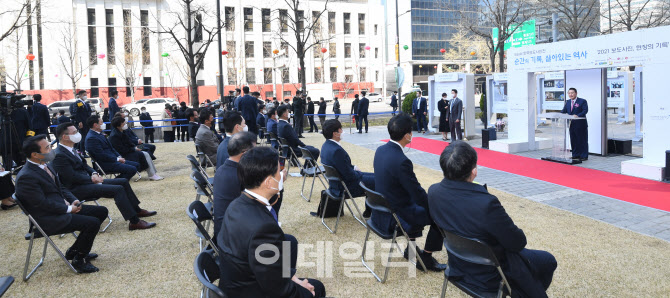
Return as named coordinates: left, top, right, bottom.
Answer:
left=418, top=251, right=447, bottom=272
left=298, top=135, right=305, bottom=139
left=357, top=131, right=362, bottom=134
left=362, top=209, right=371, bottom=218
left=65, top=248, right=98, bottom=261
left=580, top=157, right=588, bottom=161
left=1, top=203, right=17, bottom=210
left=308, top=131, right=314, bottom=133
left=72, top=255, right=99, bottom=273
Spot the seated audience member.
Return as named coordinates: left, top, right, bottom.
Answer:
left=58, top=109, right=70, bottom=124
left=213, top=132, right=256, bottom=241
left=266, top=107, right=279, bottom=149
left=139, top=107, right=155, bottom=144
left=216, top=111, right=247, bottom=168
left=195, top=109, right=220, bottom=166
left=428, top=141, right=557, bottom=296
left=256, top=104, right=267, bottom=139
left=217, top=147, right=326, bottom=298
left=319, top=119, right=373, bottom=217
left=1, top=164, right=16, bottom=210
left=276, top=105, right=320, bottom=162
left=371, top=113, right=446, bottom=272
left=85, top=115, right=140, bottom=181
left=109, top=117, right=163, bottom=181
left=52, top=123, right=157, bottom=230
left=16, top=135, right=108, bottom=273
left=115, top=110, right=157, bottom=159
left=186, top=108, right=199, bottom=141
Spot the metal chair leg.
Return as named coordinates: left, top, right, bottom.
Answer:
left=300, top=170, right=310, bottom=202
left=93, top=200, right=113, bottom=232
left=360, top=224, right=384, bottom=283
left=23, top=232, right=45, bottom=281
left=343, top=198, right=366, bottom=227
left=134, top=171, right=142, bottom=182
left=321, top=197, right=346, bottom=234
left=441, top=275, right=449, bottom=298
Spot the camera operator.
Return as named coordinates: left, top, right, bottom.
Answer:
left=0, top=95, right=32, bottom=167
left=31, top=94, right=52, bottom=142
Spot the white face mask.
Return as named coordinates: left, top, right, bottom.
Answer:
left=269, top=171, right=284, bottom=192
left=122, top=123, right=128, bottom=130
left=81, top=96, right=87, bottom=101
left=141, top=110, right=146, bottom=114
left=243, top=125, right=248, bottom=132
left=69, top=132, right=82, bottom=143
left=124, top=112, right=129, bottom=117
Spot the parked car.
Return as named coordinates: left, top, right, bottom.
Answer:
left=367, top=92, right=382, bottom=102
left=87, top=98, right=105, bottom=114
left=47, top=100, right=76, bottom=117
left=123, top=98, right=177, bottom=117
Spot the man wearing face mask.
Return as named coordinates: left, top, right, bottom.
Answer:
left=52, top=123, right=157, bottom=230
left=139, top=107, right=155, bottom=144
left=449, top=89, right=463, bottom=141
left=69, top=90, right=93, bottom=153
left=109, top=116, right=163, bottom=181
left=371, top=113, right=447, bottom=272
left=216, top=111, right=247, bottom=168
left=85, top=115, right=140, bottom=181
left=195, top=109, right=220, bottom=167
left=217, top=146, right=326, bottom=298
left=266, top=107, right=279, bottom=149
left=16, top=135, right=108, bottom=273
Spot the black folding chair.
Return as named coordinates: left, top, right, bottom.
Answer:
left=319, top=164, right=366, bottom=233
left=187, top=154, right=215, bottom=187
left=359, top=182, right=427, bottom=283
left=13, top=195, right=78, bottom=281
left=268, top=131, right=279, bottom=150
left=187, top=200, right=220, bottom=254
left=87, top=151, right=141, bottom=182
left=439, top=229, right=512, bottom=298
left=191, top=170, right=214, bottom=211
left=298, top=147, right=327, bottom=202
left=0, top=276, right=14, bottom=296
left=195, top=143, right=216, bottom=171
left=278, top=137, right=302, bottom=170
left=194, top=250, right=226, bottom=298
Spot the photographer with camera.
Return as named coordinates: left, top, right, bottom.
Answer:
left=1, top=92, right=33, bottom=168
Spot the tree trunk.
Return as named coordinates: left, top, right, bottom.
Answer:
left=490, top=52, right=496, bottom=72
left=190, top=67, right=199, bottom=107
left=498, top=45, right=505, bottom=72
left=299, top=56, right=306, bottom=91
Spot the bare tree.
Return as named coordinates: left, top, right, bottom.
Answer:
left=550, top=0, right=600, bottom=40
left=114, top=35, right=144, bottom=102
left=56, top=23, right=89, bottom=97
left=165, top=56, right=189, bottom=101
left=602, top=0, right=670, bottom=32
left=443, top=26, right=490, bottom=71
left=153, top=0, right=223, bottom=107
left=0, top=28, right=30, bottom=92
left=0, top=0, right=37, bottom=43
left=461, top=0, right=530, bottom=72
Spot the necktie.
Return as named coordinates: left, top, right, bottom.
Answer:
left=43, top=166, right=55, bottom=181
left=270, top=208, right=278, bottom=222
left=571, top=100, right=575, bottom=111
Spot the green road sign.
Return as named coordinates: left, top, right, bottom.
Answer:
left=492, top=20, right=536, bottom=51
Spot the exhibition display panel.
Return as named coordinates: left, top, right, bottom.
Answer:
left=427, top=73, right=475, bottom=137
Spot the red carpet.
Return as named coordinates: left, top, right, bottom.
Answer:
left=382, top=137, right=670, bottom=212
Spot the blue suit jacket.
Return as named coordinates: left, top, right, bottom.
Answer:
left=560, top=97, right=588, bottom=128
left=69, top=99, right=92, bottom=125
left=372, top=142, right=429, bottom=233
left=412, top=97, right=427, bottom=115
left=266, top=118, right=279, bottom=148
left=213, top=159, right=242, bottom=241
left=108, top=97, right=120, bottom=118
left=358, top=98, right=370, bottom=116
left=428, top=179, right=546, bottom=297
left=31, top=102, right=51, bottom=130
left=277, top=120, right=304, bottom=152
left=58, top=115, right=71, bottom=124
left=320, top=140, right=363, bottom=197
left=238, top=95, right=259, bottom=134
left=85, top=130, right=121, bottom=164
left=390, top=95, right=398, bottom=107
left=216, top=136, right=231, bottom=168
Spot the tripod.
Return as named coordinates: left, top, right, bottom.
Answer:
left=0, top=111, right=24, bottom=172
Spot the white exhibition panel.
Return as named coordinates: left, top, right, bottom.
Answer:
left=565, top=69, right=606, bottom=155
left=427, top=73, right=475, bottom=137
left=503, top=25, right=670, bottom=180
left=489, top=73, right=509, bottom=114
left=606, top=71, right=634, bottom=123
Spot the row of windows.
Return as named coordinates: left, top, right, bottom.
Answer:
left=410, top=0, right=479, bottom=10
left=88, top=77, right=153, bottom=97
left=88, top=8, right=150, bottom=66
left=225, top=40, right=378, bottom=59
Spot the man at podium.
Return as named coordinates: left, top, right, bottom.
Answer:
left=561, top=88, right=589, bottom=161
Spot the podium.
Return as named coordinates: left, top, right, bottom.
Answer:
left=538, top=113, right=585, bottom=165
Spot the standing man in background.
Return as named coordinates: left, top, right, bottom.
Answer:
left=318, top=97, right=327, bottom=128
left=139, top=107, right=155, bottom=144
left=351, top=94, right=360, bottom=130
left=449, top=89, right=463, bottom=141
left=238, top=86, right=259, bottom=136
left=412, top=91, right=428, bottom=134
left=292, top=90, right=305, bottom=137
left=31, top=94, right=51, bottom=141
left=357, top=91, right=370, bottom=134
left=561, top=87, right=589, bottom=161
left=108, top=90, right=120, bottom=119
left=390, top=91, right=398, bottom=116
left=70, top=90, right=92, bottom=154
left=306, top=97, right=318, bottom=133
left=333, top=97, right=341, bottom=120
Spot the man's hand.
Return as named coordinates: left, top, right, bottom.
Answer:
left=412, top=113, right=415, bottom=116
left=282, top=168, right=288, bottom=181
left=136, top=148, right=142, bottom=152
left=573, top=115, right=579, bottom=118
left=71, top=200, right=82, bottom=213
left=78, top=123, right=83, bottom=128
left=118, top=158, right=126, bottom=163
left=293, top=277, right=315, bottom=296
left=138, top=139, right=143, bottom=144
left=456, top=119, right=460, bottom=123
left=353, top=165, right=360, bottom=172
left=424, top=112, right=427, bottom=115
left=91, top=174, right=103, bottom=184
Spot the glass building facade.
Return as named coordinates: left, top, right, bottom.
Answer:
left=410, top=0, right=480, bottom=60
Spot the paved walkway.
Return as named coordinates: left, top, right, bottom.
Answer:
left=340, top=126, right=670, bottom=242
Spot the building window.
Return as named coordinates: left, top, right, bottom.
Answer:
left=90, top=78, right=99, bottom=97
left=143, top=77, right=151, bottom=96
left=106, top=9, right=115, bottom=65
left=226, top=41, right=236, bottom=58
left=262, top=9, right=271, bottom=32
left=283, top=90, right=292, bottom=98
left=375, top=71, right=379, bottom=81
left=195, top=53, right=204, bottom=70
left=329, top=43, right=336, bottom=57
left=328, top=12, right=336, bottom=34
left=87, top=9, right=97, bottom=65
left=194, top=13, right=203, bottom=42
left=358, top=14, right=365, bottom=35
left=123, top=10, right=131, bottom=59
left=225, top=7, right=235, bottom=31
left=312, top=11, right=321, bottom=34
left=359, top=43, right=366, bottom=58
left=314, top=67, right=321, bottom=83
left=330, top=67, right=337, bottom=82
left=228, top=67, right=237, bottom=85
left=245, top=41, right=254, bottom=58
left=244, top=8, right=253, bottom=32
left=108, top=78, right=117, bottom=97
left=264, top=68, right=272, bottom=84
left=344, top=43, right=351, bottom=58
left=359, top=67, right=366, bottom=81
left=263, top=41, right=272, bottom=58
left=125, top=78, right=132, bottom=95
left=265, top=91, right=274, bottom=99
left=343, top=13, right=350, bottom=34
left=374, top=24, right=378, bottom=35
left=140, top=10, right=150, bottom=65
left=297, top=10, right=304, bottom=31
left=279, top=9, right=288, bottom=33
left=246, top=68, right=255, bottom=84
left=344, top=74, right=353, bottom=83
left=375, top=47, right=378, bottom=59
left=282, top=68, right=289, bottom=83
left=281, top=41, right=288, bottom=54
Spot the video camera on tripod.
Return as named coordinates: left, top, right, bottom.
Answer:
left=0, top=92, right=33, bottom=116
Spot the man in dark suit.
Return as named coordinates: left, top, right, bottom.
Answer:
left=85, top=115, right=140, bottom=181
left=390, top=91, right=398, bottom=116
left=306, top=97, right=318, bottom=133
left=52, top=123, right=156, bottom=230
left=139, top=107, right=155, bottom=143
left=266, top=107, right=279, bottom=149
left=186, top=108, right=199, bottom=141
left=357, top=91, right=370, bottom=133
left=216, top=111, right=246, bottom=168
left=58, top=110, right=71, bottom=124
left=412, top=91, right=428, bottom=133
left=317, top=97, right=327, bottom=128
left=561, top=87, right=589, bottom=161
left=238, top=86, right=259, bottom=136
left=428, top=141, right=557, bottom=296
left=277, top=106, right=319, bottom=161
left=351, top=94, right=360, bottom=130
left=213, top=132, right=256, bottom=242
left=449, top=89, right=463, bottom=141
left=16, top=135, right=108, bottom=273
left=195, top=109, right=220, bottom=165
left=1, top=102, right=32, bottom=166
left=332, top=97, right=341, bottom=120
left=371, top=113, right=446, bottom=271
left=69, top=90, right=92, bottom=152
left=292, top=91, right=305, bottom=137
left=108, top=90, right=120, bottom=118
left=217, top=147, right=326, bottom=297
left=320, top=119, right=373, bottom=216
left=30, top=94, right=51, bottom=141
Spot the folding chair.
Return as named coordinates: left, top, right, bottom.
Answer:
left=187, top=154, right=215, bottom=187
left=319, top=164, right=366, bottom=233
left=187, top=200, right=220, bottom=254
left=87, top=151, right=141, bottom=182
left=195, top=143, right=216, bottom=171
left=13, top=195, right=79, bottom=281
left=298, top=147, right=327, bottom=202
left=0, top=276, right=14, bottom=296
left=263, top=128, right=273, bottom=147
left=439, top=229, right=512, bottom=298
left=359, top=182, right=427, bottom=283
left=278, top=137, right=302, bottom=170
left=194, top=250, right=226, bottom=298
left=268, top=131, right=279, bottom=149
left=191, top=170, right=214, bottom=212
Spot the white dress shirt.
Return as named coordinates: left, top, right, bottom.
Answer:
left=244, top=189, right=280, bottom=226
left=389, top=140, right=404, bottom=153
